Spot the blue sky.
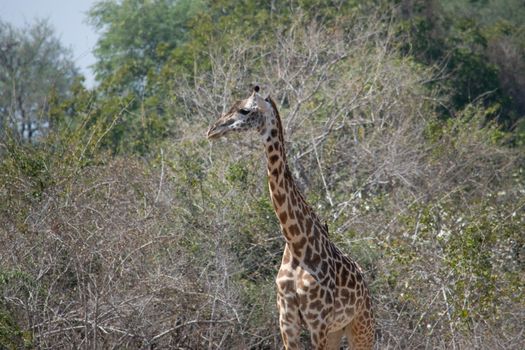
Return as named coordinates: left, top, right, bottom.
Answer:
left=0, top=0, right=99, bottom=88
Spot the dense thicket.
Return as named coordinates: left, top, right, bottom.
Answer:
left=0, top=1, right=523, bottom=349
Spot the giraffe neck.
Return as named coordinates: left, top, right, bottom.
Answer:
left=262, top=100, right=327, bottom=253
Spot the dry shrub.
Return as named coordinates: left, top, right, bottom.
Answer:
left=0, top=154, right=277, bottom=349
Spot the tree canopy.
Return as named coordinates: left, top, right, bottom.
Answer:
left=88, top=0, right=206, bottom=94
left=0, top=19, right=79, bottom=141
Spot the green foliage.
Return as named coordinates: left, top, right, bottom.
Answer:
left=0, top=270, right=36, bottom=349
left=0, top=19, right=79, bottom=141
left=84, top=0, right=211, bottom=154
left=0, top=304, right=26, bottom=350
left=89, top=0, right=206, bottom=94
left=395, top=0, right=525, bottom=127
left=446, top=48, right=502, bottom=109
left=377, top=186, right=524, bottom=339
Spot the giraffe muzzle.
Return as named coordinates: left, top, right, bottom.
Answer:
left=206, top=124, right=226, bottom=139
left=207, top=117, right=237, bottom=139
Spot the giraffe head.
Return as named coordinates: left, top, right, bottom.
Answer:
left=207, top=86, right=273, bottom=139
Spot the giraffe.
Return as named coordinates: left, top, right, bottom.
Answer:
left=207, top=86, right=375, bottom=350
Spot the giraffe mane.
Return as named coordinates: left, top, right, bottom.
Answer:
left=265, top=96, right=283, bottom=136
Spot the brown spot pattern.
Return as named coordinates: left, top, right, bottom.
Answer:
left=279, top=211, right=288, bottom=224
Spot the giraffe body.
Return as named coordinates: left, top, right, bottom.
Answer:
left=207, top=87, right=374, bottom=349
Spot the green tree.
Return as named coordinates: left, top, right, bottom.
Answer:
left=85, top=0, right=209, bottom=155
left=88, top=0, right=206, bottom=94
left=0, top=19, right=79, bottom=142
left=395, top=0, right=525, bottom=129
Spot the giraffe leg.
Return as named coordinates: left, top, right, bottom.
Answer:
left=326, top=328, right=343, bottom=350
left=344, top=313, right=374, bottom=350
left=309, top=327, right=328, bottom=350
left=277, top=293, right=302, bottom=350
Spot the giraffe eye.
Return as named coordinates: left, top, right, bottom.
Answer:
left=239, top=108, right=250, bottom=115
